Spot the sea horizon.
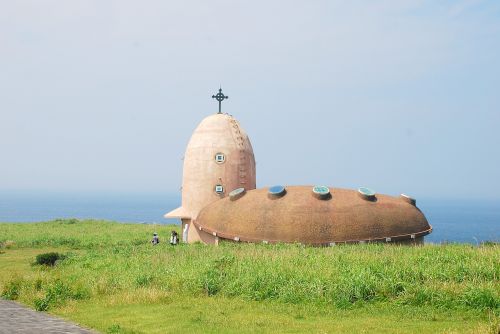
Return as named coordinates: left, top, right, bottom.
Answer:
left=0, top=190, right=498, bottom=244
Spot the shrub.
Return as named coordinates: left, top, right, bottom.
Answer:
left=54, top=218, right=79, bottom=224
left=1, top=278, right=23, bottom=300
left=34, top=297, right=49, bottom=311
left=34, top=279, right=43, bottom=291
left=35, top=252, right=65, bottom=266
left=480, top=241, right=498, bottom=247
left=33, top=279, right=87, bottom=311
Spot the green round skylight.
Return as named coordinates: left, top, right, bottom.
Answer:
left=358, top=187, right=375, bottom=196
left=313, top=185, right=330, bottom=196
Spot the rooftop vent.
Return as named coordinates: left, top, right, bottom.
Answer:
left=400, top=194, right=416, bottom=206
left=358, top=187, right=376, bottom=201
left=229, top=188, right=246, bottom=201
left=312, top=185, right=331, bottom=200
left=268, top=185, right=286, bottom=199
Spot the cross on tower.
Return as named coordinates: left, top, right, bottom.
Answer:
left=212, top=87, right=228, bottom=114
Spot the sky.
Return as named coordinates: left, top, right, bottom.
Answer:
left=1, top=0, right=499, bottom=200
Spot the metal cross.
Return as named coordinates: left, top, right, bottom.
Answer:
left=212, top=87, right=228, bottom=114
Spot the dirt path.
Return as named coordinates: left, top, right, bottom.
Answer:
left=0, top=300, right=96, bottom=334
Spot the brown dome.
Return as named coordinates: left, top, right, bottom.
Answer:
left=194, top=186, right=432, bottom=245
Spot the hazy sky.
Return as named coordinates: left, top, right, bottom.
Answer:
left=1, top=0, right=499, bottom=200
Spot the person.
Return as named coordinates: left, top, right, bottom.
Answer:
left=170, top=230, right=178, bottom=245
left=151, top=232, right=160, bottom=245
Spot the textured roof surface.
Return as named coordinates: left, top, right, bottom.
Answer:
left=165, top=113, right=256, bottom=220
left=195, top=186, right=432, bottom=244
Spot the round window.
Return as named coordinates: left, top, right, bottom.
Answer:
left=312, top=185, right=331, bottom=200
left=215, top=153, right=225, bottom=164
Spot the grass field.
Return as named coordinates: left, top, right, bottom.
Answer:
left=0, top=219, right=499, bottom=333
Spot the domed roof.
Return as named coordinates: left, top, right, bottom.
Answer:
left=165, top=112, right=256, bottom=220
left=186, top=113, right=254, bottom=151
left=194, top=186, right=432, bottom=245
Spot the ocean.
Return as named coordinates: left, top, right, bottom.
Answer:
left=0, top=192, right=498, bottom=244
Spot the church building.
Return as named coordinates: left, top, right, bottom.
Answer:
left=165, top=88, right=432, bottom=245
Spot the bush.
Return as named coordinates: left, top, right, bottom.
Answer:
left=33, top=279, right=88, bottom=311
left=54, top=218, right=79, bottom=224
left=34, top=297, right=50, bottom=311
left=35, top=252, right=65, bottom=266
left=34, top=279, right=43, bottom=291
left=480, top=241, right=498, bottom=247
left=1, top=278, right=23, bottom=300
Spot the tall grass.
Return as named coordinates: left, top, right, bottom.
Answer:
left=0, top=219, right=173, bottom=249
left=1, top=220, right=499, bottom=314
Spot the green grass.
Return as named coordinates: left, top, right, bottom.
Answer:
left=54, top=294, right=495, bottom=334
left=1, top=219, right=499, bottom=333
left=0, top=219, right=172, bottom=249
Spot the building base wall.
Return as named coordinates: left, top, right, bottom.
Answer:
left=180, top=218, right=425, bottom=246
left=182, top=219, right=217, bottom=244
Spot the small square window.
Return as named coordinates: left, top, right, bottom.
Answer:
left=215, top=185, right=224, bottom=194
left=215, top=153, right=225, bottom=164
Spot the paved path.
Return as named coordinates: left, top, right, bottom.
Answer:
left=0, top=300, right=96, bottom=334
